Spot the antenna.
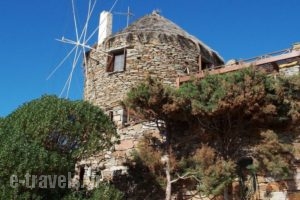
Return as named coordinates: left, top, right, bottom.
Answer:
left=47, top=0, right=120, bottom=98
left=114, top=6, right=134, bottom=28
left=152, top=9, right=161, bottom=15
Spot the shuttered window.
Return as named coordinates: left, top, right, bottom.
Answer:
left=114, top=53, right=125, bottom=72
left=107, top=55, right=114, bottom=72
left=106, top=49, right=126, bottom=72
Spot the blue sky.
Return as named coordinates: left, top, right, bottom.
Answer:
left=1, top=0, right=300, bottom=117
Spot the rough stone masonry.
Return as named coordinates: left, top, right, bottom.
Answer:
left=75, top=11, right=223, bottom=188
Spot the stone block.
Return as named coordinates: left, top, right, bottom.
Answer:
left=112, top=150, right=126, bottom=158
left=101, top=169, right=113, bottom=180
left=115, top=139, right=134, bottom=151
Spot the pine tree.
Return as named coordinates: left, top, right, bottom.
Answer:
left=125, top=69, right=300, bottom=199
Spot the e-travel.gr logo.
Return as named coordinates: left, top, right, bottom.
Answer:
left=10, top=173, right=74, bottom=189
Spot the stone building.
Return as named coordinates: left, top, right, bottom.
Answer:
left=76, top=11, right=223, bottom=188
left=72, top=9, right=300, bottom=200
left=84, top=11, right=223, bottom=113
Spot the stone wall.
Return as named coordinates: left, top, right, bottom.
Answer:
left=72, top=121, right=160, bottom=189
left=80, top=27, right=223, bottom=188
left=78, top=12, right=225, bottom=195
left=77, top=11, right=300, bottom=198
left=84, top=31, right=221, bottom=111
left=280, top=65, right=299, bottom=76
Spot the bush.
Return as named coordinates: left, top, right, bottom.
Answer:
left=0, top=95, right=118, bottom=199
left=63, top=184, right=124, bottom=200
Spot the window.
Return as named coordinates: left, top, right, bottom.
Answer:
left=106, top=49, right=126, bottom=72
left=197, top=55, right=212, bottom=71
left=108, top=111, right=114, bottom=121
left=79, top=166, right=85, bottom=186
left=107, top=109, right=128, bottom=127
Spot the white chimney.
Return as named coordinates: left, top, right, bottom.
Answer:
left=98, top=11, right=113, bottom=45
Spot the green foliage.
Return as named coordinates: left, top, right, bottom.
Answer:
left=191, top=145, right=236, bottom=196
left=4, top=95, right=117, bottom=157
left=277, top=74, right=300, bottom=123
left=62, top=184, right=124, bottom=200
left=90, top=184, right=124, bottom=200
left=178, top=68, right=275, bottom=114
left=136, top=135, right=164, bottom=175
left=125, top=69, right=300, bottom=198
left=133, top=135, right=165, bottom=187
left=113, top=151, right=165, bottom=200
left=254, top=130, right=293, bottom=178
left=125, top=77, right=189, bottom=121
left=0, top=95, right=118, bottom=199
left=178, top=74, right=226, bottom=112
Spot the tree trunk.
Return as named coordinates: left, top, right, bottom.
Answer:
left=165, top=123, right=172, bottom=200
left=224, top=186, right=229, bottom=200
left=165, top=156, right=172, bottom=200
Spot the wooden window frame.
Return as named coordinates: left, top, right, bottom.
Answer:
left=200, top=56, right=212, bottom=70
left=106, top=48, right=127, bottom=73
left=108, top=111, right=114, bottom=121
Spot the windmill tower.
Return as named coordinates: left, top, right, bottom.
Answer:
left=81, top=9, right=223, bottom=188
left=48, top=0, right=224, bottom=189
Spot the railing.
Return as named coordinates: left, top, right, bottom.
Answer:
left=176, top=48, right=300, bottom=87
left=240, top=48, right=292, bottom=64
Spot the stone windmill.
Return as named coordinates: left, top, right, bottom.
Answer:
left=47, top=0, right=225, bottom=190
left=79, top=10, right=224, bottom=187
left=84, top=10, right=224, bottom=124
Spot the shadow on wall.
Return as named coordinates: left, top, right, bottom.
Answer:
left=112, top=155, right=165, bottom=200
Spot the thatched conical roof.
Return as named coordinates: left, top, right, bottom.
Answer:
left=112, top=11, right=223, bottom=62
